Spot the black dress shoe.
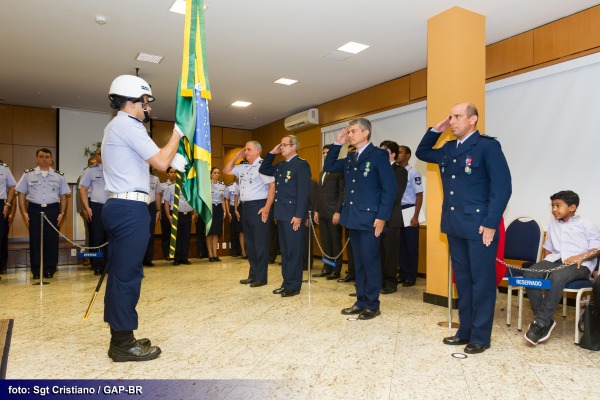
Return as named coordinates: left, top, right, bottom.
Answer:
left=208, top=257, right=215, bottom=262
left=337, top=276, right=355, bottom=283
left=281, top=289, right=300, bottom=297
left=142, top=262, right=155, bottom=267
left=341, top=305, right=363, bottom=315
left=250, top=281, right=267, bottom=288
left=32, top=274, right=40, bottom=279
left=110, top=339, right=161, bottom=362
left=240, top=278, right=255, bottom=284
left=381, top=286, right=397, bottom=294
left=94, top=270, right=102, bottom=276
left=214, top=256, right=222, bottom=262
left=312, top=270, right=329, bottom=278
left=397, top=277, right=406, bottom=284
left=358, top=309, right=381, bottom=320
left=272, top=287, right=285, bottom=294
left=181, top=260, right=192, bottom=265
left=443, top=335, right=470, bottom=345
left=402, top=281, right=416, bottom=287
left=173, top=261, right=180, bottom=266
left=43, top=272, right=54, bottom=278
left=326, top=272, right=341, bottom=280
left=108, top=338, right=151, bottom=357
left=464, top=343, right=490, bottom=354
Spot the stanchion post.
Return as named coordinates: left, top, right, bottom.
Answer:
left=33, top=212, right=49, bottom=286
left=437, top=254, right=458, bottom=328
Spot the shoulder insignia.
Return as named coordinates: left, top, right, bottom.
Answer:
left=479, top=134, right=497, bottom=140
left=55, top=170, right=65, bottom=176
left=298, top=157, right=306, bottom=161
left=24, top=168, right=34, bottom=173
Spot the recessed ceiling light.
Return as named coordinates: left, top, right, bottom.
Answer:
left=169, top=0, right=208, bottom=15
left=324, top=51, right=352, bottom=61
left=232, top=101, right=252, bottom=107
left=274, top=78, right=298, bottom=86
left=135, top=52, right=164, bottom=64
left=337, top=41, right=370, bottom=54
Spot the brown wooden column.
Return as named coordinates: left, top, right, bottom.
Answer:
left=424, top=7, right=486, bottom=306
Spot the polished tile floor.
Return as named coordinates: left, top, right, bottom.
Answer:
left=1, top=257, right=599, bottom=399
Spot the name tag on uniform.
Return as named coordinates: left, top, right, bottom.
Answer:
left=508, top=277, right=551, bottom=289
left=78, top=252, right=103, bottom=258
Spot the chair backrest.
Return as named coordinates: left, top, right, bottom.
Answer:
left=504, top=217, right=543, bottom=263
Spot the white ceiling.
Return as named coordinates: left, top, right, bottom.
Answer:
left=0, top=1, right=597, bottom=130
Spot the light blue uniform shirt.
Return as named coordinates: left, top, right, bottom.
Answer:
left=160, top=181, right=175, bottom=203
left=401, top=164, right=423, bottom=206
left=79, top=164, right=108, bottom=204
left=0, top=163, right=17, bottom=200
left=163, top=185, right=193, bottom=212
left=225, top=182, right=239, bottom=203
left=231, top=157, right=274, bottom=202
left=101, top=111, right=159, bottom=194
left=149, top=175, right=163, bottom=199
left=211, top=181, right=226, bottom=205
left=16, top=167, right=71, bottom=204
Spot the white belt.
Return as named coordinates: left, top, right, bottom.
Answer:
left=108, top=192, right=151, bottom=204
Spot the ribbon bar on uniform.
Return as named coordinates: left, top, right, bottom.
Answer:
left=108, top=192, right=151, bottom=204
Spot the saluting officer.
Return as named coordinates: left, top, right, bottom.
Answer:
left=416, top=102, right=511, bottom=354
left=323, top=119, right=396, bottom=320
left=0, top=161, right=17, bottom=275
left=223, top=141, right=275, bottom=287
left=260, top=135, right=311, bottom=297
left=143, top=168, right=163, bottom=267
left=101, top=74, right=186, bottom=362
left=79, top=148, right=109, bottom=275
left=16, top=148, right=70, bottom=279
left=163, top=183, right=193, bottom=265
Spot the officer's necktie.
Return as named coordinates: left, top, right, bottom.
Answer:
left=352, top=151, right=359, bottom=164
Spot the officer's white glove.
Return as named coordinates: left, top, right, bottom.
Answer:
left=170, top=153, right=187, bottom=172
left=174, top=124, right=184, bottom=138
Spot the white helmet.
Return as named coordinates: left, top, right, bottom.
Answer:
left=108, top=75, right=155, bottom=104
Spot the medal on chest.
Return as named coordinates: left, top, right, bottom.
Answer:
left=363, top=162, right=371, bottom=178
left=285, top=170, right=291, bottom=183
left=465, top=156, right=472, bottom=175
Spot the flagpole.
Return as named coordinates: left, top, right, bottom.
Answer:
left=169, top=171, right=184, bottom=261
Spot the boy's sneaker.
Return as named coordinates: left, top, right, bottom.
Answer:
left=525, top=319, right=556, bottom=345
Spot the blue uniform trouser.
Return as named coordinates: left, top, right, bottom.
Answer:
left=28, top=203, right=60, bottom=275
left=350, top=229, right=382, bottom=310
left=229, top=204, right=242, bottom=256
left=242, top=199, right=271, bottom=283
left=174, top=211, right=192, bottom=262
left=143, top=202, right=157, bottom=264
left=523, top=260, right=591, bottom=327
left=278, top=220, right=305, bottom=291
left=89, top=201, right=107, bottom=272
left=448, top=235, right=498, bottom=345
left=195, top=217, right=208, bottom=258
left=398, top=225, right=419, bottom=282
left=318, top=218, right=343, bottom=272
left=102, top=199, right=149, bottom=331
left=160, top=211, right=171, bottom=259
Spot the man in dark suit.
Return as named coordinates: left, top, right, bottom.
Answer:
left=379, top=140, right=408, bottom=294
left=416, top=102, right=511, bottom=354
left=260, top=135, right=311, bottom=298
left=324, top=118, right=396, bottom=320
left=313, top=144, right=345, bottom=280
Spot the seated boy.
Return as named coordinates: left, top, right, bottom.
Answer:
left=523, top=190, right=600, bottom=345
